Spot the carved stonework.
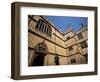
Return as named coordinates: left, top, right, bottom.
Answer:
left=35, top=40, right=48, bottom=56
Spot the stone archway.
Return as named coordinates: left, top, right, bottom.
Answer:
left=32, top=40, right=48, bottom=66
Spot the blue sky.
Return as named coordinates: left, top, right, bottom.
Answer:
left=45, top=16, right=88, bottom=32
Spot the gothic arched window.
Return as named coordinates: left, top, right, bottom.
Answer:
left=36, top=19, right=52, bottom=37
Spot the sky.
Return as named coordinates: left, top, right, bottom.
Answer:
left=45, top=16, right=88, bottom=32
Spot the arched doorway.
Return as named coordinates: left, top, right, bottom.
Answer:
left=32, top=40, right=48, bottom=66
left=32, top=53, right=45, bottom=66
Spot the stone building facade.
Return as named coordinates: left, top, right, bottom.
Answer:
left=28, top=15, right=88, bottom=66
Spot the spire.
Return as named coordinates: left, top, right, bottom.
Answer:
left=66, top=24, right=73, bottom=32
left=68, top=24, right=70, bottom=27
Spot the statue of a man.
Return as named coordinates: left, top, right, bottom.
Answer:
left=54, top=55, right=59, bottom=65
